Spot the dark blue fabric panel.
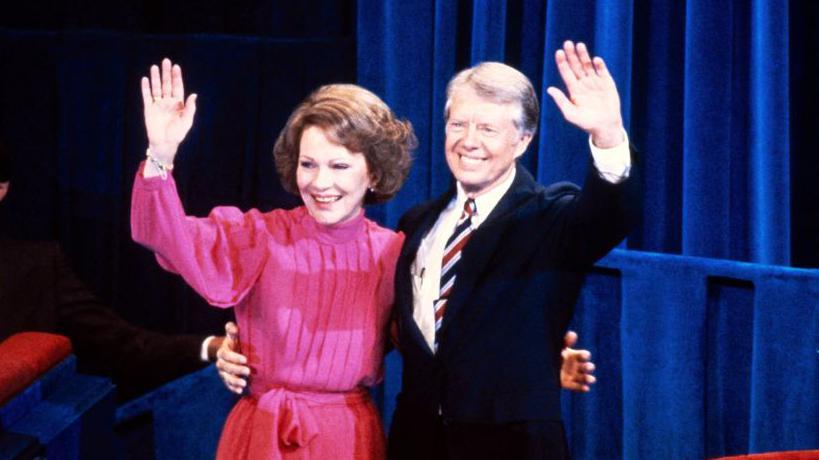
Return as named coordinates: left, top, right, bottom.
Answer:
left=116, top=365, right=237, bottom=459
left=629, top=1, right=685, bottom=253
left=470, top=0, right=506, bottom=64
left=682, top=0, right=736, bottom=260
left=507, top=0, right=546, bottom=175
left=3, top=356, right=117, bottom=458
left=357, top=1, right=438, bottom=227
left=592, top=250, right=819, bottom=457
left=747, top=0, right=790, bottom=265
left=427, top=1, right=460, bottom=200
left=705, top=277, right=754, bottom=458
left=562, top=268, right=623, bottom=460
left=747, top=275, right=818, bottom=452
left=679, top=0, right=790, bottom=265
left=619, top=258, right=708, bottom=459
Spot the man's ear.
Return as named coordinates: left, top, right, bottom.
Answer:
left=514, top=132, right=533, bottom=159
left=0, top=182, right=8, bottom=202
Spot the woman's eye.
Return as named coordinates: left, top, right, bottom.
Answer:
left=332, top=164, right=350, bottom=170
left=299, top=161, right=315, bottom=168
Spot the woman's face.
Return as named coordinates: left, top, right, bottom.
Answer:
left=296, top=125, right=372, bottom=226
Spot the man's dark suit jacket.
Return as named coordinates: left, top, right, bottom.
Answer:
left=388, top=161, right=639, bottom=459
left=0, top=239, right=207, bottom=400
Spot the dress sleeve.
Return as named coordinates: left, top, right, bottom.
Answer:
left=130, top=162, right=269, bottom=307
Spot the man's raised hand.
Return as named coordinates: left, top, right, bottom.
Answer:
left=546, top=41, right=624, bottom=149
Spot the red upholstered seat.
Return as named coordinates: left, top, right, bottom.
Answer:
left=711, top=451, right=819, bottom=460
left=0, top=332, right=72, bottom=405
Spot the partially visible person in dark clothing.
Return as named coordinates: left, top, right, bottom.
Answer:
left=0, top=138, right=222, bottom=401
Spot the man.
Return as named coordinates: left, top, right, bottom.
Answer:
left=385, top=41, right=637, bottom=459
left=0, top=139, right=223, bottom=401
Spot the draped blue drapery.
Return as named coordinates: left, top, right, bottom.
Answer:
left=564, top=250, right=818, bottom=458
left=358, top=0, right=794, bottom=266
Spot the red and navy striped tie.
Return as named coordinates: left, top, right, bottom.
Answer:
left=434, top=198, right=477, bottom=351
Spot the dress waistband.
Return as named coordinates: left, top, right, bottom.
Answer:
left=246, top=385, right=370, bottom=451
left=249, top=383, right=370, bottom=404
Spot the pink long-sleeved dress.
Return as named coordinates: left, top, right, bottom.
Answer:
left=131, top=164, right=403, bottom=459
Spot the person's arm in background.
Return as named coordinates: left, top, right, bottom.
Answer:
left=51, top=242, right=214, bottom=400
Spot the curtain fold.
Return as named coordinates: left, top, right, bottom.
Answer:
left=682, top=0, right=738, bottom=260
left=470, top=0, right=506, bottom=63
left=748, top=0, right=789, bottom=265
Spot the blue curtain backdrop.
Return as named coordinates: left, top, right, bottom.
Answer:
left=358, top=0, right=795, bottom=267
left=0, top=0, right=817, bottom=458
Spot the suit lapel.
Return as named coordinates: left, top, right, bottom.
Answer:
left=436, top=167, right=539, bottom=357
left=395, top=189, right=455, bottom=355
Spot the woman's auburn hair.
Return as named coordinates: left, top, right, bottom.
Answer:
left=273, top=84, right=416, bottom=204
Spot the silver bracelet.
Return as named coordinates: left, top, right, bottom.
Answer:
left=145, top=149, right=174, bottom=180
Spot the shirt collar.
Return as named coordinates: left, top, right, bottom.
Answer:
left=454, top=165, right=517, bottom=226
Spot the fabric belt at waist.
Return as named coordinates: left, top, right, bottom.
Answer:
left=247, top=384, right=370, bottom=449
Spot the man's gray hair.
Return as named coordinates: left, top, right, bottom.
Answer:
left=444, top=62, right=539, bottom=136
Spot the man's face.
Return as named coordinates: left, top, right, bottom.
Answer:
left=444, top=87, right=532, bottom=196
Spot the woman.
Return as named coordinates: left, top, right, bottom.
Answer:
left=131, top=58, right=414, bottom=459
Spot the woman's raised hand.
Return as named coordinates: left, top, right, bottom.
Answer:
left=141, top=58, right=197, bottom=165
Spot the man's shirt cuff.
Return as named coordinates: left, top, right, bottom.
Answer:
left=201, top=336, right=216, bottom=362
left=588, top=129, right=631, bottom=183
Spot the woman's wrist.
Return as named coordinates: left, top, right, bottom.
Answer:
left=144, top=147, right=175, bottom=179
left=146, top=143, right=177, bottom=163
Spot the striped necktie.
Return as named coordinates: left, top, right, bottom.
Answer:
left=433, top=198, right=477, bottom=351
